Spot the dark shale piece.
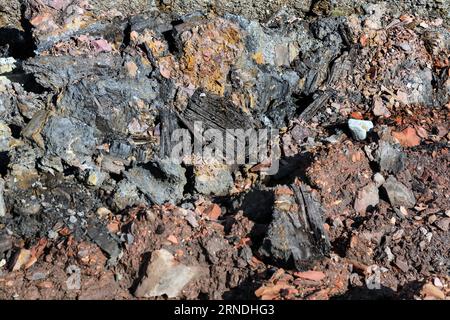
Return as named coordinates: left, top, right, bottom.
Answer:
left=86, top=223, right=121, bottom=261
left=258, top=184, right=330, bottom=271
left=159, top=106, right=180, bottom=159
left=180, top=91, right=257, bottom=132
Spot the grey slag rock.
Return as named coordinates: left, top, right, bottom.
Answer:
left=348, top=119, right=374, bottom=141
left=43, top=116, right=97, bottom=167
left=134, top=249, right=199, bottom=298
left=112, top=180, right=143, bottom=211
left=125, top=159, right=186, bottom=205
left=382, top=176, right=416, bottom=208
left=375, top=141, right=405, bottom=174
left=354, top=183, right=379, bottom=213
left=86, top=224, right=121, bottom=261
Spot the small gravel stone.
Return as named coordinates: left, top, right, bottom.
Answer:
left=373, top=173, right=385, bottom=187
left=348, top=119, right=374, bottom=141
left=434, top=218, right=450, bottom=232
left=382, top=176, right=416, bottom=208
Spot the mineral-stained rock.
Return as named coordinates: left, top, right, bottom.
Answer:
left=21, top=110, right=51, bottom=149
left=134, top=249, right=200, bottom=298
left=125, top=159, right=186, bottom=205
left=382, top=176, right=416, bottom=208
left=155, top=17, right=245, bottom=97
left=11, top=248, right=32, bottom=271
left=258, top=184, right=330, bottom=271
left=84, top=167, right=107, bottom=187
left=8, top=146, right=41, bottom=190
left=23, top=2, right=168, bottom=53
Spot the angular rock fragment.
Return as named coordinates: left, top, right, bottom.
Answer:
left=373, top=173, right=385, bottom=187
left=86, top=224, right=121, bottom=261
left=348, top=119, right=374, bottom=141
left=43, top=115, right=97, bottom=168
left=194, top=165, right=234, bottom=196
left=134, top=249, right=199, bottom=298
left=435, top=218, right=450, bottom=232
left=354, top=183, right=379, bottom=213
left=375, top=141, right=405, bottom=174
left=258, top=184, right=330, bottom=270
left=125, top=159, right=186, bottom=205
left=0, top=57, right=15, bottom=74
left=112, top=180, right=143, bottom=211
left=201, top=236, right=228, bottom=264
left=84, top=167, right=107, bottom=187
left=382, top=176, right=416, bottom=208
left=421, top=283, right=445, bottom=300
left=11, top=248, right=32, bottom=271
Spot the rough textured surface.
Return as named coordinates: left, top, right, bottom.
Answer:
left=0, top=0, right=448, bottom=301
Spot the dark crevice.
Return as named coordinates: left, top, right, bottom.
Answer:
left=162, top=29, right=179, bottom=55
left=0, top=152, right=10, bottom=177
left=293, top=92, right=316, bottom=116
left=3, top=69, right=47, bottom=94
left=183, top=165, right=195, bottom=195
left=8, top=124, right=21, bottom=139
left=0, top=3, right=35, bottom=59
left=121, top=22, right=132, bottom=50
